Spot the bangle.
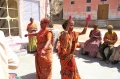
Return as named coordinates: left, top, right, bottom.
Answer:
left=84, top=27, right=87, bottom=29
left=42, top=48, right=46, bottom=51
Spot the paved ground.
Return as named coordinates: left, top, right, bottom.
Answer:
left=9, top=24, right=120, bottom=79
left=9, top=53, right=120, bottom=79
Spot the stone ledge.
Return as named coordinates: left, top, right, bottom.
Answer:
left=77, top=40, right=119, bottom=61
left=14, top=49, right=27, bottom=56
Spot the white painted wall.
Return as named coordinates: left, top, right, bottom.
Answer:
left=18, top=0, right=50, bottom=38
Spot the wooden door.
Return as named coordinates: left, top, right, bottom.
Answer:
left=97, top=4, right=109, bottom=20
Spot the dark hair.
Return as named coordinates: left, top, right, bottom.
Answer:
left=62, top=20, right=69, bottom=30
left=30, top=17, right=33, bottom=20
left=93, top=24, right=98, bottom=27
left=41, top=18, right=50, bottom=24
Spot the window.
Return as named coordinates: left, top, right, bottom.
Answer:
left=86, top=6, right=91, bottom=12
left=0, top=0, right=19, bottom=36
left=87, top=0, right=91, bottom=3
left=101, top=0, right=107, bottom=1
left=71, top=0, right=74, bottom=5
left=23, top=0, right=40, bottom=21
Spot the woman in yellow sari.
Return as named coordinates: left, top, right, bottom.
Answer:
left=58, top=15, right=90, bottom=79
left=25, top=18, right=54, bottom=79
left=27, top=18, right=37, bottom=53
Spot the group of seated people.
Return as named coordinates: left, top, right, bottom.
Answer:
left=81, top=25, right=120, bottom=64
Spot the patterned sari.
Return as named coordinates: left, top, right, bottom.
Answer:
left=113, top=45, right=120, bottom=61
left=35, top=29, right=54, bottom=79
left=58, top=31, right=81, bottom=79
left=27, top=23, right=37, bottom=53
left=83, top=29, right=101, bottom=57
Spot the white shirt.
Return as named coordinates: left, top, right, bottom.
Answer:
left=0, top=31, right=19, bottom=79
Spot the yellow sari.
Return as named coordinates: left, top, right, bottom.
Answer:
left=27, top=23, right=37, bottom=53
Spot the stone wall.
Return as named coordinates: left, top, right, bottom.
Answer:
left=107, top=20, right=120, bottom=29
left=74, top=20, right=120, bottom=29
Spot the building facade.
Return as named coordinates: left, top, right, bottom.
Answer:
left=63, top=0, right=120, bottom=27
left=0, top=0, right=50, bottom=37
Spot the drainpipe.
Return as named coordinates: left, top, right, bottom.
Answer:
left=49, top=0, right=53, bottom=28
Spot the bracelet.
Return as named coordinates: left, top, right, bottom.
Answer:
left=42, top=48, right=47, bottom=51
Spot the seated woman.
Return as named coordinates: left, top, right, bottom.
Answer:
left=83, top=24, right=101, bottom=58
left=112, top=45, right=120, bottom=64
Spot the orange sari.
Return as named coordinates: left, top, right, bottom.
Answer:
left=58, top=31, right=81, bottom=79
left=104, top=31, right=118, bottom=46
left=35, top=29, right=54, bottom=79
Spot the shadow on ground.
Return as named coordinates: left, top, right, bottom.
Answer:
left=21, top=73, right=36, bottom=79
left=75, top=50, right=120, bottom=73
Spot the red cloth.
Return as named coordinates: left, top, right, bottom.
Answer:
left=86, top=14, right=91, bottom=23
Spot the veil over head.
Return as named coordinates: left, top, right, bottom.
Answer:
left=69, top=15, right=74, bottom=25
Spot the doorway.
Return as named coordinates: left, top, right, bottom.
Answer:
left=23, top=0, right=40, bottom=22
left=97, top=4, right=109, bottom=20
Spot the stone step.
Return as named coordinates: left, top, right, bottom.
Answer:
left=96, top=20, right=107, bottom=27
left=6, top=36, right=28, bottom=56
left=77, top=40, right=118, bottom=61
left=14, top=49, right=27, bottom=56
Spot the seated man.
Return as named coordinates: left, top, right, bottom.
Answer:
left=0, top=30, right=19, bottom=79
left=99, top=25, right=118, bottom=64
left=112, top=45, right=120, bottom=64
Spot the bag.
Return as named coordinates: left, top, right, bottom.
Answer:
left=9, top=73, right=22, bottom=79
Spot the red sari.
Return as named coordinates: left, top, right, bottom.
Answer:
left=58, top=31, right=81, bottom=79
left=35, top=29, right=54, bottom=79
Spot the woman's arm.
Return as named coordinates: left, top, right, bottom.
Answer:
left=41, top=31, right=52, bottom=55
left=93, top=35, right=101, bottom=39
left=109, top=32, right=118, bottom=44
left=25, top=33, right=37, bottom=37
left=79, top=22, right=88, bottom=35
left=44, top=32, right=52, bottom=49
left=89, top=30, right=93, bottom=38
left=93, top=31, right=101, bottom=39
left=79, top=14, right=91, bottom=35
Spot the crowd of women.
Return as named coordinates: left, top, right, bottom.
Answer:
left=25, top=15, right=120, bottom=79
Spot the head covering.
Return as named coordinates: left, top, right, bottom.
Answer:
left=41, top=18, right=50, bottom=24
left=30, top=17, right=33, bottom=20
left=69, top=15, right=74, bottom=25
left=30, top=17, right=34, bottom=23
left=93, top=24, right=98, bottom=27
left=107, top=25, right=113, bottom=30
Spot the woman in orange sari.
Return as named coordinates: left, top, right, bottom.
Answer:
left=58, top=15, right=90, bottom=79
left=25, top=18, right=54, bottom=79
